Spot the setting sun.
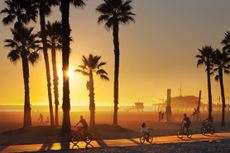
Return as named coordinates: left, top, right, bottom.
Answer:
left=67, top=69, right=74, bottom=78
left=0, top=0, right=230, bottom=152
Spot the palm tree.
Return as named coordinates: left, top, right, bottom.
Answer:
left=96, top=0, right=135, bottom=125
left=36, top=0, right=59, bottom=127
left=1, top=0, right=37, bottom=28
left=1, top=0, right=38, bottom=128
left=222, top=31, right=230, bottom=53
left=196, top=46, right=215, bottom=121
left=5, top=26, right=39, bottom=128
left=46, top=21, right=62, bottom=127
left=213, top=49, right=230, bottom=126
left=75, top=54, right=109, bottom=128
left=60, top=0, right=86, bottom=135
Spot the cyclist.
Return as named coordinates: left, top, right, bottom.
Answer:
left=140, top=122, right=150, bottom=140
left=182, top=113, right=191, bottom=133
left=202, top=117, right=213, bottom=129
left=75, top=115, right=88, bottom=135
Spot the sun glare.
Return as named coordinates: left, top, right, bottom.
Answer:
left=67, top=70, right=73, bottom=78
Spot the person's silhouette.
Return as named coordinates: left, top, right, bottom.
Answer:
left=39, top=113, right=44, bottom=125
left=75, top=115, right=88, bottom=135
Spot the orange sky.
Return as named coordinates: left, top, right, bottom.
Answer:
left=0, top=0, right=230, bottom=107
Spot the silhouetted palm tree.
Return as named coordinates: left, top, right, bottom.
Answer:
left=1, top=0, right=37, bottom=28
left=196, top=46, right=215, bottom=121
left=5, top=26, right=40, bottom=128
left=1, top=0, right=38, bottom=128
left=75, top=54, right=109, bottom=128
left=213, top=49, right=230, bottom=126
left=96, top=0, right=135, bottom=125
left=36, top=0, right=59, bottom=127
left=222, top=31, right=230, bottom=53
left=46, top=21, right=62, bottom=127
left=60, top=0, right=86, bottom=135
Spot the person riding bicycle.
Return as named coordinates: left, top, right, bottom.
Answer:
left=140, top=122, right=150, bottom=140
left=182, top=113, right=191, bottom=133
left=75, top=115, right=88, bottom=136
left=202, top=117, right=213, bottom=129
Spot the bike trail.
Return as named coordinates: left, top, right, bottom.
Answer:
left=0, top=132, right=230, bottom=153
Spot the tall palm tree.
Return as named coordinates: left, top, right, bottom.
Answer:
left=213, top=49, right=230, bottom=126
left=46, top=21, right=62, bottom=127
left=1, top=0, right=38, bottom=128
left=5, top=26, right=39, bottom=128
left=1, top=0, right=37, bottom=28
left=196, top=46, right=215, bottom=121
left=60, top=0, right=86, bottom=135
left=96, top=0, right=135, bottom=125
left=75, top=54, right=109, bottom=128
left=36, top=0, right=59, bottom=127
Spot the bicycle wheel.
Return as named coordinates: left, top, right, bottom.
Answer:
left=140, top=135, right=145, bottom=144
left=85, top=133, right=93, bottom=144
left=177, top=129, right=183, bottom=139
left=71, top=133, right=80, bottom=145
left=201, top=127, right=206, bottom=135
left=147, top=136, right=153, bottom=143
left=187, top=128, right=192, bottom=138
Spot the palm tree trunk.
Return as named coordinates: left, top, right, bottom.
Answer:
left=219, top=68, right=226, bottom=126
left=89, top=71, right=95, bottom=128
left=207, top=64, right=213, bottom=120
left=21, top=52, right=31, bottom=128
left=51, top=40, right=59, bottom=127
left=61, top=0, right=71, bottom=135
left=39, top=0, right=54, bottom=127
left=112, top=21, right=120, bottom=126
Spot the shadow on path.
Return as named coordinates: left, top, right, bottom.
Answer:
left=39, top=143, right=53, bottom=151
left=0, top=145, right=9, bottom=152
left=129, top=138, right=141, bottom=145
left=96, top=139, right=107, bottom=148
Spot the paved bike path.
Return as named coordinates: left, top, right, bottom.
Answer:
left=0, top=132, right=230, bottom=153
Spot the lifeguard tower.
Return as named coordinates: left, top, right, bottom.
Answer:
left=135, top=102, right=144, bottom=112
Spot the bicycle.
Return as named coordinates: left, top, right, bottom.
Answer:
left=177, top=125, right=192, bottom=139
left=201, top=121, right=215, bottom=135
left=140, top=129, right=153, bottom=144
left=71, top=126, right=93, bottom=145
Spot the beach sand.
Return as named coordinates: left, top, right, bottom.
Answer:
left=0, top=110, right=230, bottom=153
left=0, top=111, right=229, bottom=137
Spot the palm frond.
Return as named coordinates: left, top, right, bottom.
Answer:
left=70, top=0, right=86, bottom=8
left=96, top=69, right=108, bottom=75
left=28, top=51, right=39, bottom=65
left=4, top=39, right=19, bottom=48
left=214, top=74, right=219, bottom=81
left=75, top=69, right=89, bottom=76
left=221, top=31, right=230, bottom=45
left=78, top=64, right=87, bottom=70
left=196, top=59, right=204, bottom=67
left=7, top=49, right=20, bottom=63
left=100, top=74, right=109, bottom=81
left=224, top=69, right=229, bottom=74
left=98, top=62, right=106, bottom=68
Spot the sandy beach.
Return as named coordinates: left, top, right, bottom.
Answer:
left=0, top=110, right=230, bottom=146
left=1, top=110, right=230, bottom=133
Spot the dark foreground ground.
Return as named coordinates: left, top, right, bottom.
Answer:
left=76, top=141, right=230, bottom=153
left=22, top=140, right=230, bottom=153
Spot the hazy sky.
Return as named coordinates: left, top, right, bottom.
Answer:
left=0, top=0, right=230, bottom=107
